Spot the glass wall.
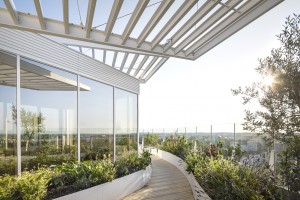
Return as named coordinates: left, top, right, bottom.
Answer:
left=20, top=58, right=77, bottom=170
left=0, top=51, right=17, bottom=175
left=80, top=77, right=113, bottom=161
left=0, top=50, right=138, bottom=174
left=115, top=88, right=138, bottom=158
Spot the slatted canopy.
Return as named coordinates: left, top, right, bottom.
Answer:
left=0, top=0, right=284, bottom=83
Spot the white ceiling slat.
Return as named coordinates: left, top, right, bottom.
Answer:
left=188, top=0, right=269, bottom=57
left=92, top=48, right=95, bottom=58
left=133, top=55, right=149, bottom=77
left=144, top=57, right=168, bottom=82
left=120, top=52, right=128, bottom=71
left=34, top=0, right=45, bottom=30
left=175, top=0, right=242, bottom=53
left=137, top=0, right=175, bottom=47
left=151, top=0, right=198, bottom=49
left=127, top=54, right=139, bottom=74
left=112, top=51, right=118, bottom=67
left=103, top=50, right=106, bottom=63
left=163, top=0, right=221, bottom=52
left=62, top=0, right=69, bottom=34
left=104, top=0, right=124, bottom=42
left=122, top=0, right=149, bottom=44
left=3, top=0, right=18, bottom=24
left=139, top=56, right=158, bottom=79
left=85, top=0, right=97, bottom=38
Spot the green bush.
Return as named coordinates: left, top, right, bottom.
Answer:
left=160, top=135, right=192, bottom=160
left=0, top=168, right=58, bottom=200
left=185, top=152, right=280, bottom=200
left=0, top=151, right=151, bottom=199
left=115, top=151, right=151, bottom=178
left=144, top=133, right=159, bottom=146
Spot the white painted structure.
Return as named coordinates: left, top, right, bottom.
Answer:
left=55, top=165, right=152, bottom=200
left=0, top=0, right=284, bottom=83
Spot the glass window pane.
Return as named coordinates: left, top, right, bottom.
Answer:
left=80, top=77, right=113, bottom=161
left=0, top=51, right=17, bottom=175
left=115, top=88, right=137, bottom=158
left=20, top=58, right=77, bottom=170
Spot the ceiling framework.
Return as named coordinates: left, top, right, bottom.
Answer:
left=0, top=0, right=284, bottom=83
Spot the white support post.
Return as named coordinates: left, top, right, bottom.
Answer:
left=137, top=94, right=139, bottom=154
left=16, top=54, right=21, bottom=176
left=113, top=87, right=116, bottom=162
left=77, top=75, right=80, bottom=162
left=112, top=51, right=118, bottom=67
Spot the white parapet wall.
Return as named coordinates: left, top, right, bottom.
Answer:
left=151, top=149, right=211, bottom=200
left=55, top=165, right=151, bottom=200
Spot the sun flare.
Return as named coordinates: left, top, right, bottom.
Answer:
left=263, top=75, right=274, bottom=86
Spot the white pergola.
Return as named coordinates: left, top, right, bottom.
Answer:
left=0, top=0, right=284, bottom=83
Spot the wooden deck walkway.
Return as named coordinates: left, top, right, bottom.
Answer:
left=122, top=156, right=194, bottom=200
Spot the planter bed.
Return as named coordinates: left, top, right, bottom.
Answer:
left=55, top=165, right=151, bottom=200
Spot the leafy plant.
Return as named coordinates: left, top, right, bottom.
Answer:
left=160, top=135, right=192, bottom=160
left=144, top=133, right=159, bottom=147
left=186, top=152, right=281, bottom=200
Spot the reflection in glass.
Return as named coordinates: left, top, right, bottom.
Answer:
left=0, top=51, right=17, bottom=175
left=115, top=88, right=137, bottom=158
left=20, top=58, right=78, bottom=170
left=80, top=77, right=113, bottom=160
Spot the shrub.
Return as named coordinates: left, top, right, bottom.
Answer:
left=0, top=168, right=58, bottom=200
left=115, top=151, right=151, bottom=178
left=185, top=152, right=280, bottom=200
left=144, top=133, right=159, bottom=146
left=160, top=135, right=192, bottom=159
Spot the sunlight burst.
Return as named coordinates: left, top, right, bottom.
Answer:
left=263, top=75, right=274, bottom=86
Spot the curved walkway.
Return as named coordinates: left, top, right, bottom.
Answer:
left=123, top=156, right=194, bottom=200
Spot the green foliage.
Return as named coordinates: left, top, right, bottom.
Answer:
left=186, top=152, right=280, bottom=200
left=115, top=151, right=151, bottom=178
left=279, top=135, right=300, bottom=192
left=160, top=135, right=192, bottom=160
left=0, top=151, right=151, bottom=199
left=0, top=168, right=58, bottom=200
left=144, top=133, right=159, bottom=146
left=0, top=157, right=17, bottom=175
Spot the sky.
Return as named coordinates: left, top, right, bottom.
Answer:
left=139, top=0, right=300, bottom=132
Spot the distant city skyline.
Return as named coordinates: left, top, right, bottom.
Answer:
left=139, top=0, right=300, bottom=129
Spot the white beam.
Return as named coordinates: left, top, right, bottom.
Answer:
left=127, top=54, right=139, bottom=74
left=120, top=52, right=128, bottom=71
left=3, top=0, right=18, bottom=24
left=104, top=0, right=124, bottom=42
left=112, top=51, right=118, bottom=67
left=163, top=0, right=220, bottom=52
left=85, top=0, right=97, bottom=38
left=137, top=0, right=174, bottom=47
left=151, top=0, right=198, bottom=49
left=92, top=48, right=95, bottom=58
left=122, top=0, right=149, bottom=44
left=144, top=57, right=168, bottom=82
left=175, top=0, right=242, bottom=53
left=139, top=56, right=158, bottom=79
left=0, top=7, right=191, bottom=60
left=103, top=50, right=106, bottom=63
left=62, top=0, right=69, bottom=34
left=193, top=0, right=284, bottom=58
left=34, top=0, right=45, bottom=29
left=133, top=55, right=148, bottom=77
